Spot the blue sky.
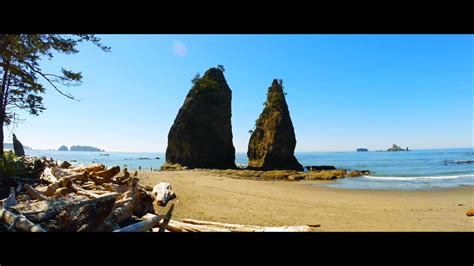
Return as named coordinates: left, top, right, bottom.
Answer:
left=3, top=34, right=473, bottom=152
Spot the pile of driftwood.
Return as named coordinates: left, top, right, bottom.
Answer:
left=0, top=157, right=176, bottom=232
left=1, top=157, right=320, bottom=232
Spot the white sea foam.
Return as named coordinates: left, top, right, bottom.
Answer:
left=362, top=174, right=474, bottom=181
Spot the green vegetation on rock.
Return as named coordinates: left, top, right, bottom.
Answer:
left=247, top=79, right=303, bottom=171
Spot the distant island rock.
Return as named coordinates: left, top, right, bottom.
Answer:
left=163, top=66, right=236, bottom=170
left=357, top=148, right=368, bottom=152
left=247, top=79, right=303, bottom=171
left=387, top=144, right=409, bottom=152
left=58, top=145, right=69, bottom=151
left=69, top=145, right=104, bottom=152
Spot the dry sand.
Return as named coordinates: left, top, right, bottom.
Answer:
left=138, top=170, right=473, bottom=231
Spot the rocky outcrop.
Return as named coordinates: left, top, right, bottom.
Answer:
left=58, top=145, right=69, bottom=151
left=70, top=145, right=103, bottom=152
left=12, top=134, right=25, bottom=156
left=247, top=79, right=303, bottom=171
left=387, top=144, right=409, bottom=151
left=163, top=67, right=236, bottom=169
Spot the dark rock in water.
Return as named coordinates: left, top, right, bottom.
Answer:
left=138, top=157, right=150, bottom=160
left=357, top=148, right=368, bottom=152
left=58, top=145, right=69, bottom=151
left=444, top=160, right=474, bottom=165
left=305, top=165, right=337, bottom=171
left=387, top=144, right=406, bottom=152
left=163, top=67, right=236, bottom=170
left=59, top=161, right=72, bottom=169
left=247, top=79, right=303, bottom=171
left=155, top=157, right=160, bottom=160
left=12, top=134, right=25, bottom=156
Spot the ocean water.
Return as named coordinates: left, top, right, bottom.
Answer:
left=25, top=148, right=474, bottom=190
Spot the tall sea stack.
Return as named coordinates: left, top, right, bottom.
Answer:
left=247, top=79, right=303, bottom=171
left=163, top=67, right=236, bottom=169
left=12, top=134, right=25, bottom=157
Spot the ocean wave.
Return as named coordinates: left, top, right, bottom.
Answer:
left=362, top=174, right=474, bottom=181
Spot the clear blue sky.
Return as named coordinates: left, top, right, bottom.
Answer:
left=4, top=34, right=473, bottom=152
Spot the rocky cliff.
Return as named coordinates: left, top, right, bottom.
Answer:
left=247, top=79, right=303, bottom=171
left=163, top=67, right=236, bottom=169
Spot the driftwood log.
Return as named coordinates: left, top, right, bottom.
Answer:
left=113, top=213, right=162, bottom=232
left=158, top=204, right=174, bottom=232
left=9, top=195, right=116, bottom=231
left=159, top=219, right=321, bottom=232
left=0, top=206, right=46, bottom=232
left=95, top=166, right=121, bottom=179
left=24, top=184, right=49, bottom=200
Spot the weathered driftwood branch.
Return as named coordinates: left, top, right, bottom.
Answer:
left=24, top=184, right=49, bottom=200
left=40, top=167, right=59, bottom=184
left=71, top=184, right=105, bottom=199
left=0, top=206, right=46, bottom=232
left=152, top=182, right=176, bottom=206
left=113, top=213, right=162, bottom=232
left=158, top=203, right=175, bottom=232
left=95, top=166, right=121, bottom=179
left=72, top=164, right=106, bottom=173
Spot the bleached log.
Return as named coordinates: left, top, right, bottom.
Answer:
left=72, top=164, right=106, bottom=173
left=181, top=219, right=321, bottom=232
left=103, top=183, right=129, bottom=193
left=152, top=182, right=176, bottom=206
left=3, top=187, right=17, bottom=208
left=35, top=183, right=59, bottom=197
left=158, top=203, right=174, bottom=232
left=0, top=206, right=46, bottom=232
left=163, top=220, right=232, bottom=232
left=113, top=213, right=162, bottom=232
left=106, top=179, right=140, bottom=225
left=24, top=184, right=49, bottom=200
left=95, top=166, right=120, bottom=179
left=40, top=167, right=59, bottom=184
left=71, top=184, right=105, bottom=199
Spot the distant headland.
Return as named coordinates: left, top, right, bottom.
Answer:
left=58, top=145, right=104, bottom=152
left=3, top=143, right=31, bottom=150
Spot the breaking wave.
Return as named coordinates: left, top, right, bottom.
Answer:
left=362, top=174, right=474, bottom=181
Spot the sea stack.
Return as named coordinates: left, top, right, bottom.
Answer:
left=163, top=66, right=236, bottom=169
left=247, top=79, right=303, bottom=171
left=12, top=134, right=25, bottom=156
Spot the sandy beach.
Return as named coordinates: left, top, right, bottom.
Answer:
left=138, top=170, right=473, bottom=231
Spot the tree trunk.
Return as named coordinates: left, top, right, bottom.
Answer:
left=0, top=119, right=4, bottom=159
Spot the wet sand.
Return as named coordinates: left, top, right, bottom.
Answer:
left=138, top=170, right=473, bottom=231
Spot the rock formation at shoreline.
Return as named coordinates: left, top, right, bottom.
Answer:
left=163, top=67, right=236, bottom=169
left=247, top=79, right=303, bottom=171
left=13, top=134, right=25, bottom=156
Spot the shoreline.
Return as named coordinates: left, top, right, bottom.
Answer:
left=137, top=170, right=473, bottom=231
